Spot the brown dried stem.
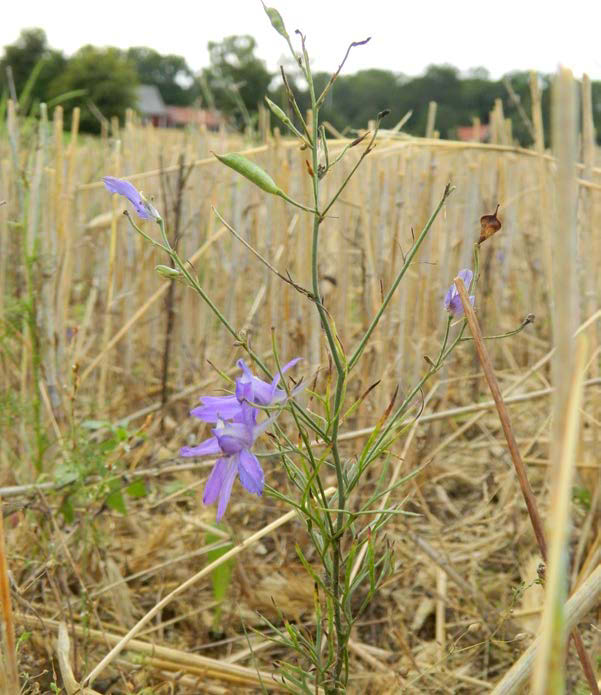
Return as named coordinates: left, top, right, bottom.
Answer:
left=0, top=500, right=18, bottom=692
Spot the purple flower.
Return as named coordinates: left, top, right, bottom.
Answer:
left=444, top=269, right=475, bottom=317
left=181, top=357, right=302, bottom=520
left=181, top=401, right=276, bottom=520
left=103, top=176, right=161, bottom=221
left=190, top=358, right=302, bottom=423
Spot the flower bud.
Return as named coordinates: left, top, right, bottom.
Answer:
left=264, top=97, right=303, bottom=140
left=261, top=2, right=289, bottom=39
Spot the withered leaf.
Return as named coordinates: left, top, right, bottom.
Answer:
left=478, top=204, right=502, bottom=244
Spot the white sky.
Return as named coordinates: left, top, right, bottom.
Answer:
left=2, top=0, right=601, bottom=80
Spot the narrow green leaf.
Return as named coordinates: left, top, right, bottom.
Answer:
left=206, top=529, right=234, bottom=604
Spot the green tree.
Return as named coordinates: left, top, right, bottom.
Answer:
left=49, top=46, right=138, bottom=133
left=127, top=47, right=198, bottom=105
left=400, top=65, right=463, bottom=136
left=202, top=35, right=272, bottom=126
left=0, top=28, right=66, bottom=106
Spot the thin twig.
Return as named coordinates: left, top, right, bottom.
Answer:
left=213, top=207, right=314, bottom=299
left=316, top=37, right=372, bottom=107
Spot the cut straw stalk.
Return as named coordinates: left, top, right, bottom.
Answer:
left=15, top=133, right=599, bottom=415
left=579, top=74, right=601, bottom=592
left=98, top=141, right=121, bottom=411
left=532, top=335, right=589, bottom=693
left=454, top=276, right=599, bottom=695
left=531, top=66, right=582, bottom=695
left=82, top=488, right=336, bottom=688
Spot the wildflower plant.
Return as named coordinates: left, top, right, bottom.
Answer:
left=102, top=7, right=530, bottom=693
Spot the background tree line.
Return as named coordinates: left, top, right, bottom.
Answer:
left=2, top=27, right=600, bottom=145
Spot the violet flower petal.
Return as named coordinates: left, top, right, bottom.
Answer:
left=103, top=176, right=141, bottom=202
left=449, top=294, right=463, bottom=316
left=447, top=293, right=475, bottom=317
left=238, top=449, right=264, bottom=495
left=444, top=269, right=475, bottom=316
left=235, top=375, right=254, bottom=404
left=190, top=395, right=241, bottom=422
left=203, top=458, right=228, bottom=505
left=250, top=378, right=275, bottom=405
left=267, top=357, right=303, bottom=403
left=232, top=400, right=258, bottom=427
left=217, top=457, right=238, bottom=520
left=235, top=358, right=302, bottom=406
left=180, top=436, right=221, bottom=457
left=457, top=268, right=473, bottom=288
left=102, top=176, right=160, bottom=220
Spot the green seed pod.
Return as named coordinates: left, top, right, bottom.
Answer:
left=261, top=2, right=289, bottom=39
left=264, top=97, right=303, bottom=139
left=212, top=151, right=282, bottom=196
left=155, top=265, right=181, bottom=279
left=265, top=97, right=291, bottom=128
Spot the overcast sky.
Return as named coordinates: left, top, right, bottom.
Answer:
left=2, top=0, right=601, bottom=80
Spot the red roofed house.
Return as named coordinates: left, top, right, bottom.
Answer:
left=136, top=85, right=223, bottom=130
left=455, top=124, right=490, bottom=142
left=166, top=106, right=222, bottom=131
left=136, top=85, right=168, bottom=127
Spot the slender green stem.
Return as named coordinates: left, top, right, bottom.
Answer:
left=277, top=190, right=318, bottom=215
left=302, top=46, right=349, bottom=694
left=320, top=130, right=379, bottom=220
left=348, top=183, right=454, bottom=371
left=158, top=220, right=241, bottom=342
left=124, top=212, right=170, bottom=253
left=273, top=337, right=335, bottom=537
left=24, top=246, right=44, bottom=470
left=459, top=316, right=534, bottom=342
